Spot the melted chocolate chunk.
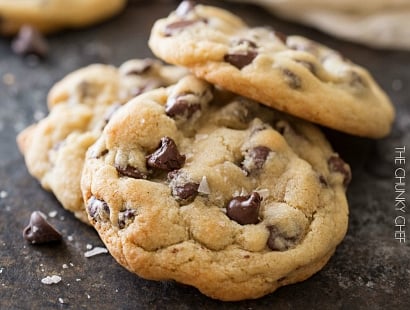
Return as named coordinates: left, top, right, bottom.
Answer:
left=87, top=196, right=110, bottom=222
left=176, top=0, right=196, bottom=16
left=224, top=50, right=258, bottom=69
left=118, top=209, right=137, bottom=229
left=328, top=155, right=352, bottom=186
left=11, top=25, right=48, bottom=57
left=115, top=164, right=147, bottom=179
left=23, top=211, right=62, bottom=244
left=147, top=137, right=186, bottom=171
left=165, top=92, right=201, bottom=119
left=267, top=225, right=297, bottom=251
left=227, top=192, right=262, bottom=225
left=164, top=19, right=204, bottom=36
left=282, top=68, right=301, bottom=89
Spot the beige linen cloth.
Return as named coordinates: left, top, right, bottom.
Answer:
left=228, top=0, right=410, bottom=50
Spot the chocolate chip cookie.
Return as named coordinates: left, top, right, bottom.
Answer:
left=149, top=1, right=395, bottom=138
left=81, top=75, right=350, bottom=301
left=0, top=0, right=125, bottom=35
left=17, top=59, right=187, bottom=223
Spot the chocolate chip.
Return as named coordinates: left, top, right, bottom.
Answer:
left=328, top=154, right=352, bottom=186
left=122, top=59, right=155, bottom=76
left=272, top=30, right=287, bottom=44
left=118, top=209, right=137, bottom=229
left=11, top=25, right=48, bottom=57
left=176, top=0, right=196, bottom=16
left=226, top=192, right=262, bottom=225
left=295, top=60, right=316, bottom=75
left=251, top=146, right=271, bottom=169
left=87, top=196, right=110, bottom=222
left=164, top=19, right=204, bottom=36
left=236, top=39, right=258, bottom=49
left=267, top=225, right=297, bottom=251
left=147, top=137, right=186, bottom=171
left=242, top=146, right=272, bottom=175
left=319, top=175, right=328, bottom=186
left=131, top=79, right=164, bottom=97
left=115, top=164, right=147, bottom=179
left=168, top=170, right=199, bottom=204
left=23, top=211, right=62, bottom=244
left=349, top=71, right=367, bottom=89
left=103, top=103, right=122, bottom=126
left=165, top=92, right=201, bottom=119
left=282, top=68, right=301, bottom=89
left=224, top=50, right=258, bottom=69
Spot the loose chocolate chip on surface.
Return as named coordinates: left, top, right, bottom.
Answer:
left=23, top=211, right=62, bottom=244
left=11, top=25, right=48, bottom=57
left=226, top=192, right=261, bottom=225
left=282, top=68, right=302, bottom=89
left=118, top=209, right=137, bottom=229
left=87, top=196, right=110, bottom=222
left=224, top=50, right=258, bottom=69
left=147, top=137, right=186, bottom=171
left=328, top=154, right=352, bottom=186
left=165, top=93, right=201, bottom=119
left=115, top=164, right=147, bottom=179
left=176, top=0, right=196, bottom=16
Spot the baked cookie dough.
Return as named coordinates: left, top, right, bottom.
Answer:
left=149, top=1, right=395, bottom=138
left=0, top=0, right=126, bottom=35
left=81, top=75, right=350, bottom=301
left=17, top=59, right=186, bottom=223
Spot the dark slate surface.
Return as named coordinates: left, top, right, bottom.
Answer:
left=0, top=1, right=409, bottom=309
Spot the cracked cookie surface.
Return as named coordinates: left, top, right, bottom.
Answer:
left=17, top=59, right=186, bottom=223
left=149, top=1, right=394, bottom=138
left=81, top=75, right=350, bottom=301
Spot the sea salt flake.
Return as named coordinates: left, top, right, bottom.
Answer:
left=197, top=176, right=210, bottom=195
left=41, top=275, right=62, bottom=285
left=58, top=298, right=66, bottom=304
left=62, top=264, right=68, bottom=269
left=0, top=191, right=8, bottom=199
left=86, top=244, right=93, bottom=250
left=84, top=247, right=108, bottom=258
left=67, top=235, right=73, bottom=242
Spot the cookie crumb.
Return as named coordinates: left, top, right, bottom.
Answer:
left=41, top=275, right=62, bottom=285
left=48, top=210, right=58, bottom=218
left=2, top=73, right=15, bottom=86
left=0, top=191, right=8, bottom=199
left=84, top=247, right=108, bottom=258
left=197, top=176, right=210, bottom=194
left=392, top=79, right=403, bottom=92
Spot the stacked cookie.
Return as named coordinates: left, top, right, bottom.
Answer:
left=18, top=1, right=394, bottom=302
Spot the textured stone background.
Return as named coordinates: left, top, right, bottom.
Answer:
left=0, top=1, right=409, bottom=309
